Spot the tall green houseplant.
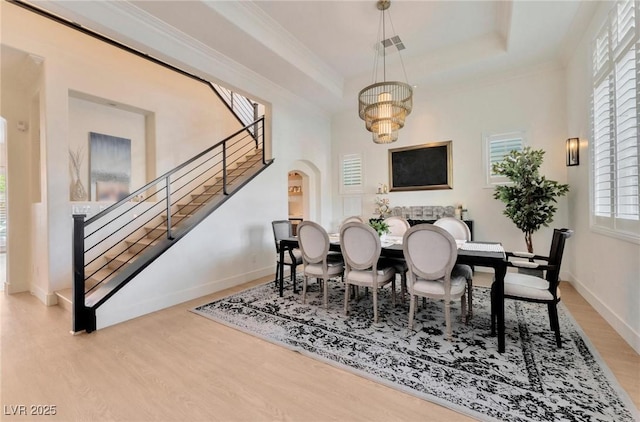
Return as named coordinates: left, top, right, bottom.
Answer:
left=492, top=147, right=569, bottom=253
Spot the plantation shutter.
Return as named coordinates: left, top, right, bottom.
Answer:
left=591, top=0, right=640, bottom=239
left=489, top=138, right=524, bottom=177
left=614, top=46, right=639, bottom=220
left=341, top=153, right=363, bottom=193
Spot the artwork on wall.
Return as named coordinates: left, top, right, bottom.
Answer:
left=89, top=132, right=131, bottom=202
left=389, top=141, right=453, bottom=191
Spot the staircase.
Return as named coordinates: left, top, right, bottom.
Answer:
left=62, top=118, right=273, bottom=332
left=12, top=0, right=272, bottom=329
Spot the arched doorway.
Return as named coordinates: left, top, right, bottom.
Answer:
left=288, top=160, right=322, bottom=229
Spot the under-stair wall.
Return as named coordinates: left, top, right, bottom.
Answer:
left=94, top=170, right=280, bottom=329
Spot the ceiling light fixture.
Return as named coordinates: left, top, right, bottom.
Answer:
left=358, top=0, right=413, bottom=144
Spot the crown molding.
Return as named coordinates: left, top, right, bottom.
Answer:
left=34, top=0, right=329, bottom=115
left=202, top=1, right=343, bottom=98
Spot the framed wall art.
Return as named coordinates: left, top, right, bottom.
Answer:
left=89, top=132, right=131, bottom=201
left=389, top=141, right=453, bottom=191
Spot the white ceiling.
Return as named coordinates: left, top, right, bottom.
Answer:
left=21, top=0, right=596, bottom=113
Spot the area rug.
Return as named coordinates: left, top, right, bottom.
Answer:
left=192, top=278, right=638, bottom=422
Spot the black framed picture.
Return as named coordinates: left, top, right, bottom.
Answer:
left=389, top=141, right=453, bottom=191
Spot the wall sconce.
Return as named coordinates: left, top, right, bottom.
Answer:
left=566, top=138, right=579, bottom=166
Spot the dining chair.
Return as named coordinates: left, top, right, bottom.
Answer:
left=383, top=216, right=410, bottom=301
left=403, top=224, right=467, bottom=340
left=297, top=221, right=344, bottom=308
left=434, top=217, right=474, bottom=317
left=492, top=228, right=573, bottom=348
left=340, top=215, right=363, bottom=228
left=271, top=220, right=303, bottom=289
left=340, top=222, right=396, bottom=323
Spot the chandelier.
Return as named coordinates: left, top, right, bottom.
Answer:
left=358, top=0, right=413, bottom=144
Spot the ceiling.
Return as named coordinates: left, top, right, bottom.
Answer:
left=19, top=1, right=595, bottom=113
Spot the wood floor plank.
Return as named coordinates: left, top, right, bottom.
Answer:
left=1, top=273, right=638, bottom=421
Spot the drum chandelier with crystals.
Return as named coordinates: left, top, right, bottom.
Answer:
left=358, top=0, right=413, bottom=144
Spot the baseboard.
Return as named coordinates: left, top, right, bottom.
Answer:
left=30, top=284, right=59, bottom=306
left=566, top=271, right=640, bottom=354
left=95, top=266, right=275, bottom=330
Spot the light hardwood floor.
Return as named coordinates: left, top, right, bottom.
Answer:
left=1, top=273, right=638, bottom=421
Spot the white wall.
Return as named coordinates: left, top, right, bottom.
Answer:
left=2, top=2, right=334, bottom=329
left=565, top=2, right=640, bottom=353
left=0, top=64, right=33, bottom=295
left=332, top=64, right=570, bottom=254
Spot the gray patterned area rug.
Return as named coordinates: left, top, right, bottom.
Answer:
left=192, top=278, right=638, bottom=422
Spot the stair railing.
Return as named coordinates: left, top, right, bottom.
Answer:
left=72, top=118, right=267, bottom=333
left=211, top=83, right=258, bottom=132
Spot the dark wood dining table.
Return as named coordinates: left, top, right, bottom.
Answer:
left=277, top=237, right=508, bottom=353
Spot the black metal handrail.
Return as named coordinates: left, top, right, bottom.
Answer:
left=212, top=84, right=258, bottom=131
left=72, top=118, right=267, bottom=333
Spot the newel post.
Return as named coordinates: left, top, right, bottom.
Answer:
left=72, top=214, right=92, bottom=333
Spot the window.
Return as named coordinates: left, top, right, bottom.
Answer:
left=340, top=153, right=364, bottom=194
left=591, top=0, right=639, bottom=242
left=483, top=131, right=525, bottom=186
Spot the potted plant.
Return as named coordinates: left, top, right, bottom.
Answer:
left=368, top=219, right=390, bottom=237
left=492, top=147, right=569, bottom=253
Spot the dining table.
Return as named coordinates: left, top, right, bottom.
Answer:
left=277, top=236, right=508, bottom=353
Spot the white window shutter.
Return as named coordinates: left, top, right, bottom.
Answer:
left=340, top=153, right=364, bottom=194
left=590, top=0, right=639, bottom=241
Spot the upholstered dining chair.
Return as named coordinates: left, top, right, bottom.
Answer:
left=492, top=228, right=573, bottom=348
left=384, top=216, right=411, bottom=236
left=403, top=224, right=467, bottom=340
left=340, top=222, right=396, bottom=323
left=383, top=216, right=410, bottom=300
left=271, top=220, right=302, bottom=289
left=297, top=221, right=344, bottom=308
left=434, top=217, right=474, bottom=317
left=339, top=215, right=363, bottom=228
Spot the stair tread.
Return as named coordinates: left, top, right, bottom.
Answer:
left=126, top=237, right=157, bottom=246
left=55, top=288, right=72, bottom=302
left=105, top=251, right=137, bottom=261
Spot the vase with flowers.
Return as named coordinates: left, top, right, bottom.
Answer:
left=374, top=196, right=391, bottom=219
left=69, top=147, right=87, bottom=201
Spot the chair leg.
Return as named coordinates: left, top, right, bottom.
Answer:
left=274, top=261, right=280, bottom=289
left=323, top=278, right=329, bottom=309
left=391, top=278, right=396, bottom=305
left=344, top=282, right=350, bottom=315
left=292, top=265, right=297, bottom=293
left=467, top=279, right=473, bottom=317
left=408, top=295, right=416, bottom=329
left=302, top=276, right=308, bottom=304
left=445, top=300, right=452, bottom=341
left=373, top=288, right=379, bottom=323
left=548, top=302, right=562, bottom=348
left=490, top=284, right=496, bottom=335
left=461, top=293, right=467, bottom=324
left=400, top=272, right=406, bottom=303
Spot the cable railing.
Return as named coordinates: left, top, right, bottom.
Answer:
left=72, top=117, right=271, bottom=333
left=211, top=83, right=257, bottom=131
